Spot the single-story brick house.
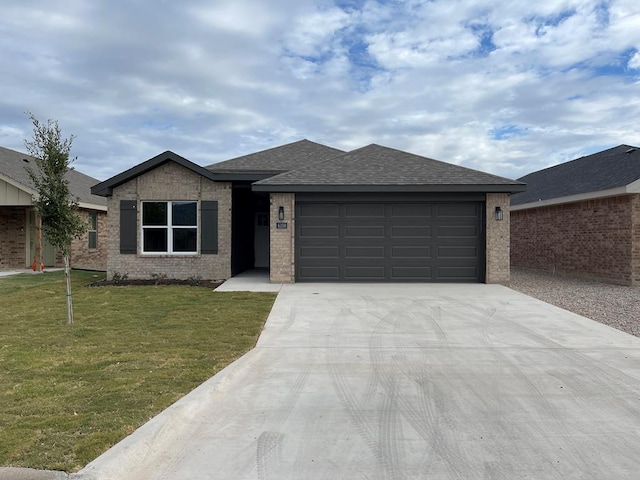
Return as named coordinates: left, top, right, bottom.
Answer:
left=0, top=145, right=107, bottom=271
left=91, top=140, right=525, bottom=284
left=511, top=144, right=640, bottom=285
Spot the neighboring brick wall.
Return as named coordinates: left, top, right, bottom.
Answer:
left=106, top=161, right=232, bottom=280
left=0, top=206, right=28, bottom=269
left=485, top=193, right=511, bottom=284
left=511, top=195, right=635, bottom=285
left=269, top=193, right=295, bottom=283
left=632, top=194, right=640, bottom=285
left=69, top=209, right=108, bottom=271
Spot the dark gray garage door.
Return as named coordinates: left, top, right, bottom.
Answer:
left=296, top=199, right=484, bottom=282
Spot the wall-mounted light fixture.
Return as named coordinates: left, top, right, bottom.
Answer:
left=278, top=206, right=285, bottom=221
left=494, top=206, right=503, bottom=221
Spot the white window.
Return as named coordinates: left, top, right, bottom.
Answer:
left=88, top=211, right=98, bottom=249
left=141, top=201, right=198, bottom=254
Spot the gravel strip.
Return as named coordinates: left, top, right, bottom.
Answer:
left=510, top=268, right=640, bottom=337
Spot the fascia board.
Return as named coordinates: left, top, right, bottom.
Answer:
left=511, top=186, right=629, bottom=211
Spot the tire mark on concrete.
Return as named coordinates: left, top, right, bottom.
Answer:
left=443, top=303, right=588, bottom=471
left=378, top=302, right=470, bottom=480
left=365, top=299, right=479, bottom=479
left=278, top=304, right=297, bottom=333
left=428, top=305, right=448, bottom=346
left=491, top=307, right=640, bottom=422
left=327, top=307, right=380, bottom=462
left=257, top=347, right=314, bottom=478
left=256, top=431, right=284, bottom=480
left=477, top=303, right=634, bottom=471
left=377, top=371, right=404, bottom=480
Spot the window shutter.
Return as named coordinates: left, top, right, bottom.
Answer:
left=120, top=200, right=137, bottom=254
left=201, top=201, right=218, bottom=254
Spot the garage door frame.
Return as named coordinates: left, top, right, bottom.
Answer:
left=295, top=193, right=486, bottom=283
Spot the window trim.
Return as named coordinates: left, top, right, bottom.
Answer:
left=88, top=211, right=98, bottom=250
left=141, top=201, right=199, bottom=255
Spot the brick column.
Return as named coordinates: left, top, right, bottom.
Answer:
left=486, top=193, right=510, bottom=284
left=270, top=193, right=295, bottom=283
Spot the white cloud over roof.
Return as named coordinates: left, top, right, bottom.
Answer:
left=0, top=0, right=639, bottom=181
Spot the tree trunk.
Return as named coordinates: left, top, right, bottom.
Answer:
left=64, top=254, right=73, bottom=324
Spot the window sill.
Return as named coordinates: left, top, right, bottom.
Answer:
left=139, top=253, right=200, bottom=257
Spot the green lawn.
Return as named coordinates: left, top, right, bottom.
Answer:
left=0, top=270, right=276, bottom=473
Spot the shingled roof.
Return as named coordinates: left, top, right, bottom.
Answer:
left=0, top=145, right=106, bottom=208
left=511, top=144, right=640, bottom=207
left=253, top=144, right=525, bottom=193
left=207, top=139, right=345, bottom=175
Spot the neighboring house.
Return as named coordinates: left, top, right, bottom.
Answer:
left=511, top=145, right=640, bottom=285
left=0, top=145, right=107, bottom=271
left=91, top=140, right=525, bottom=284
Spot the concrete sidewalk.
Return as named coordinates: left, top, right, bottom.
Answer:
left=214, top=270, right=282, bottom=292
left=73, top=283, right=640, bottom=479
left=0, top=268, right=64, bottom=277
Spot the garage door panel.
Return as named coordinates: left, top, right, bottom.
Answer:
left=298, top=204, right=339, bottom=217
left=437, top=266, right=479, bottom=280
left=344, top=204, right=385, bottom=217
left=299, top=225, right=339, bottom=238
left=438, top=225, right=478, bottom=238
left=345, top=246, right=385, bottom=258
left=345, top=225, right=385, bottom=238
left=345, top=266, right=385, bottom=280
left=299, top=265, right=340, bottom=280
left=391, top=266, right=432, bottom=279
left=297, top=200, right=483, bottom=282
left=391, top=246, right=431, bottom=258
left=438, top=245, right=478, bottom=258
left=391, top=225, right=431, bottom=238
left=437, top=203, right=479, bottom=217
left=299, top=246, right=339, bottom=258
left=391, top=204, right=432, bottom=217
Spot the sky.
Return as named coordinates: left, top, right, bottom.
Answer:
left=1, top=0, right=639, bottom=182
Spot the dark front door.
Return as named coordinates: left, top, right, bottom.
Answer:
left=296, top=198, right=484, bottom=282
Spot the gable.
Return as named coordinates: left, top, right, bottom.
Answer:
left=0, top=176, right=33, bottom=206
left=92, top=150, right=218, bottom=197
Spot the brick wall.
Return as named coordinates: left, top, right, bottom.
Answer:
left=269, top=192, right=295, bottom=283
left=69, top=209, right=108, bottom=271
left=0, top=206, right=28, bottom=269
left=106, top=161, right=232, bottom=280
left=485, top=193, right=511, bottom=284
left=511, top=194, right=635, bottom=285
left=630, top=194, right=639, bottom=286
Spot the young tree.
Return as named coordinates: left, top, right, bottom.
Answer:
left=24, top=113, right=87, bottom=324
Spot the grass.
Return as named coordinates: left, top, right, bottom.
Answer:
left=0, top=270, right=276, bottom=473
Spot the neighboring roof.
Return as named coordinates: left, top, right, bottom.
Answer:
left=207, top=139, right=345, bottom=179
left=92, top=150, right=218, bottom=197
left=511, top=144, right=640, bottom=208
left=0, top=145, right=106, bottom=209
left=253, top=144, right=526, bottom=193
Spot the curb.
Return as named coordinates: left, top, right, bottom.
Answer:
left=0, top=468, right=68, bottom=480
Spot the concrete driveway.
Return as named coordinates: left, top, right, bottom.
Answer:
left=76, top=283, right=640, bottom=479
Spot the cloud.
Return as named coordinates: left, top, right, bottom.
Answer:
left=629, top=50, right=640, bottom=69
left=0, top=0, right=639, bottom=182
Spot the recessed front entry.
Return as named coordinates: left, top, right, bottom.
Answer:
left=296, top=195, right=484, bottom=282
